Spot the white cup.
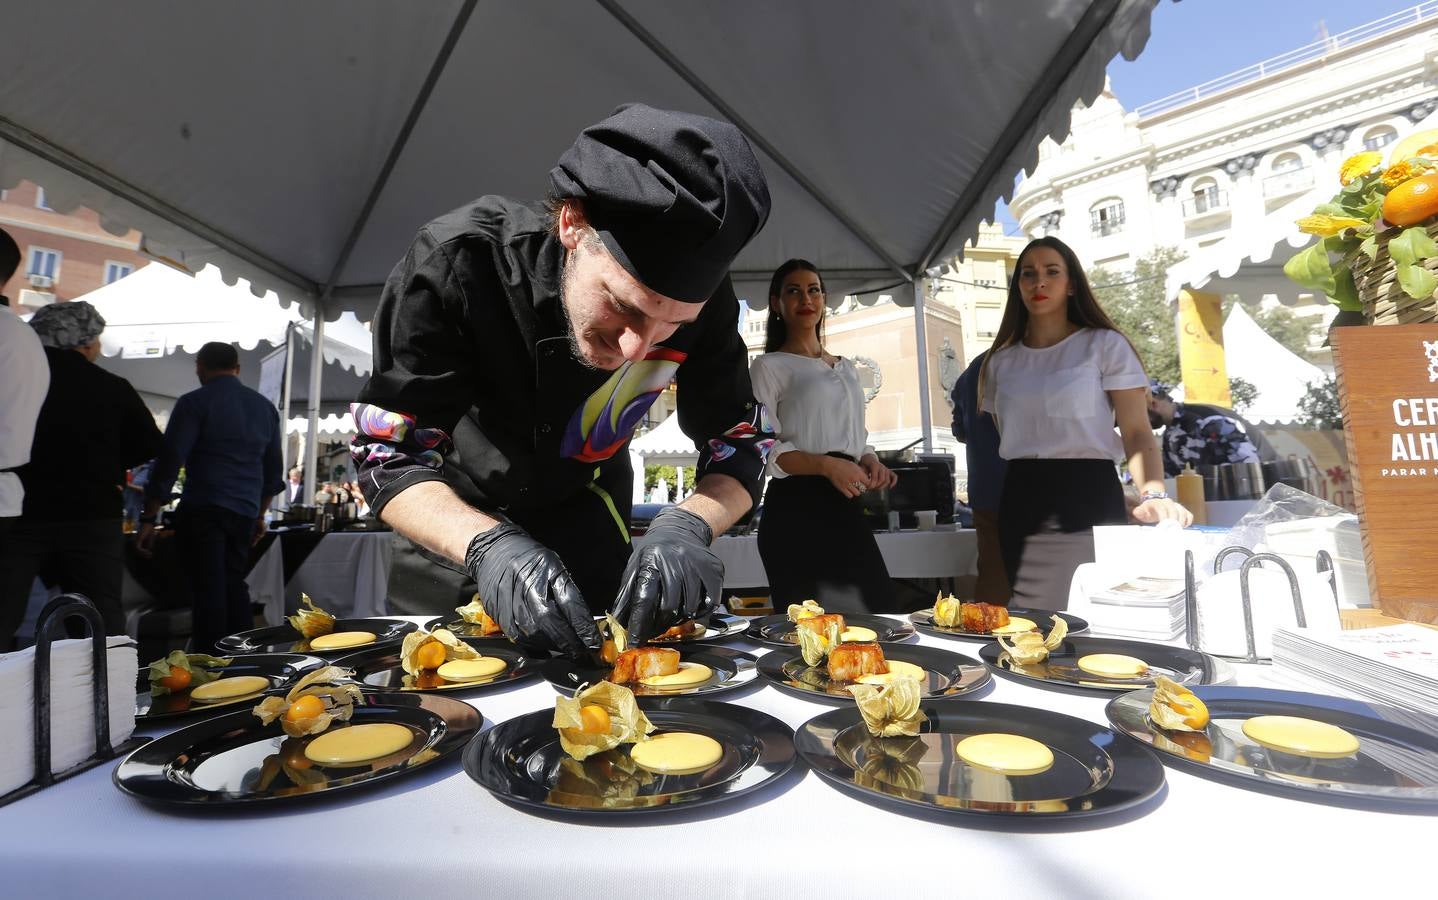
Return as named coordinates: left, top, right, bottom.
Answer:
left=915, top=509, right=938, bottom=530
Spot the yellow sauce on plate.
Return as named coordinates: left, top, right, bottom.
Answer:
left=1076, top=653, right=1149, bottom=678
left=304, top=723, right=414, bottom=766
left=856, top=659, right=926, bottom=685
left=989, top=617, right=1038, bottom=635
left=639, top=662, right=714, bottom=688
left=840, top=626, right=878, bottom=642
left=437, top=657, right=507, bottom=681
left=629, top=732, right=723, bottom=775
left=188, top=675, right=271, bottom=703
left=1242, top=715, right=1360, bottom=758
left=956, top=733, right=1055, bottom=775
left=309, top=631, right=378, bottom=650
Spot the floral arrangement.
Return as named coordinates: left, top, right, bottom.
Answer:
left=1284, top=130, right=1438, bottom=311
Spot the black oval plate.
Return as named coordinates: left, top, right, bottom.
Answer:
left=215, top=618, right=419, bottom=656
left=134, top=653, right=326, bottom=723
left=114, top=691, right=480, bottom=807
left=980, top=635, right=1219, bottom=695
left=747, top=613, right=914, bottom=648
left=333, top=641, right=539, bottom=694
left=436, top=618, right=515, bottom=643
left=439, top=612, right=751, bottom=644
left=465, top=697, right=795, bottom=815
left=797, top=700, right=1165, bottom=818
left=757, top=642, right=989, bottom=704
left=542, top=646, right=759, bottom=699
left=1107, top=686, right=1438, bottom=810
left=909, top=607, right=1089, bottom=642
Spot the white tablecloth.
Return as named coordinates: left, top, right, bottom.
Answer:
left=251, top=531, right=394, bottom=625
left=1, top=616, right=1425, bottom=898
left=715, top=527, right=978, bottom=587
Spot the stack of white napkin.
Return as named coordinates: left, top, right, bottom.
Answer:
left=1273, top=624, right=1438, bottom=718
left=0, top=637, right=138, bottom=798
left=1083, top=577, right=1187, bottom=641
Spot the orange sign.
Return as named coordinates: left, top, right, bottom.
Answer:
left=1176, top=289, right=1231, bottom=405
left=1332, top=324, right=1438, bottom=624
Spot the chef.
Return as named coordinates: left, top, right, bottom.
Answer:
left=352, top=104, right=773, bottom=657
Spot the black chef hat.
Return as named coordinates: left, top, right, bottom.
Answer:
left=549, top=103, right=771, bottom=302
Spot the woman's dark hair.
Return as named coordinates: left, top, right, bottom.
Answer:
left=763, top=258, right=826, bottom=353
left=978, top=236, right=1144, bottom=403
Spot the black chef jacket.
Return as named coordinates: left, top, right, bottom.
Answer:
left=352, top=197, right=772, bottom=615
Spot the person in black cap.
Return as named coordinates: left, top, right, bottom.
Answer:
left=1147, top=380, right=1277, bottom=477
left=352, top=104, right=773, bottom=657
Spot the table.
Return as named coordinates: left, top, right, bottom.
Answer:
left=246, top=529, right=393, bottom=625
left=714, top=527, right=978, bottom=588
left=1, top=616, right=1426, bottom=898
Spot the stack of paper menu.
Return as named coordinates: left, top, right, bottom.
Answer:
left=1083, top=577, right=1187, bottom=641
left=1272, top=624, right=1438, bottom=718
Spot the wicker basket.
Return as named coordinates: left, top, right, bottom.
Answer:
left=1346, top=219, right=1438, bottom=325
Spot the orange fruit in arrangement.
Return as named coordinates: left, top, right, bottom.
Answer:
left=1383, top=174, right=1438, bottom=226
left=159, top=665, right=192, bottom=692
left=284, top=694, right=326, bottom=724
left=579, top=704, right=611, bottom=734
left=415, top=640, right=448, bottom=670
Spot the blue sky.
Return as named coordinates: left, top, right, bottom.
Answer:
left=992, top=0, right=1426, bottom=231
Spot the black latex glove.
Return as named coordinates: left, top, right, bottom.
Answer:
left=465, top=524, right=600, bottom=658
left=613, top=506, right=722, bottom=642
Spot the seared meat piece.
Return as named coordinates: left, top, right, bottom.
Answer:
left=960, top=602, right=1010, bottom=634
left=609, top=647, right=681, bottom=684
left=827, top=642, right=888, bottom=682
left=796, top=613, right=846, bottom=637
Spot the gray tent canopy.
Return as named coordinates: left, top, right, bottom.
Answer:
left=1, top=0, right=1159, bottom=455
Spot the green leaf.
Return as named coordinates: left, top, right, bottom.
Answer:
left=1315, top=201, right=1347, bottom=216
left=1330, top=266, right=1362, bottom=311
left=1358, top=234, right=1378, bottom=260
left=1283, top=242, right=1337, bottom=295
left=1389, top=226, right=1438, bottom=267
left=1396, top=263, right=1438, bottom=301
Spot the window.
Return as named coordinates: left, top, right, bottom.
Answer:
left=27, top=247, right=61, bottom=281
left=1272, top=152, right=1303, bottom=173
left=1089, top=199, right=1125, bottom=236
left=1363, top=126, right=1397, bottom=152
left=1184, top=177, right=1226, bottom=216
left=35, top=186, right=52, bottom=211
left=104, top=261, right=134, bottom=284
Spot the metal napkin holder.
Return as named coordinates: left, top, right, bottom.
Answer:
left=1183, top=546, right=1341, bottom=664
left=0, top=593, right=148, bottom=808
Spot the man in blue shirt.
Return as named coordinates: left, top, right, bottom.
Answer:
left=950, top=351, right=1010, bottom=603
left=138, top=342, right=284, bottom=651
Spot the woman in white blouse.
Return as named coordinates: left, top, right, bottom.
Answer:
left=750, top=260, right=898, bottom=612
left=980, top=237, right=1191, bottom=609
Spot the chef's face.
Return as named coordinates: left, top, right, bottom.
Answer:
left=557, top=204, right=702, bottom=371
left=1016, top=247, right=1071, bottom=319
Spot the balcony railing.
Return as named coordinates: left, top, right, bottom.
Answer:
left=1182, top=191, right=1230, bottom=218
left=1090, top=219, right=1124, bottom=237
left=1263, top=167, right=1315, bottom=198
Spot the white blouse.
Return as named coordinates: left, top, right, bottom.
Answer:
left=980, top=328, right=1147, bottom=461
left=750, top=352, right=873, bottom=478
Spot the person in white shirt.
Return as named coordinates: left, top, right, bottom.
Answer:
left=0, top=227, right=50, bottom=534
left=980, top=237, right=1191, bottom=609
left=750, top=259, right=898, bottom=612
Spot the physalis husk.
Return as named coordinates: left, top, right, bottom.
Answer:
left=797, top=617, right=842, bottom=667
left=787, top=599, right=824, bottom=623
left=1148, top=675, right=1210, bottom=732
left=552, top=681, right=654, bottom=761
left=848, top=677, right=927, bottom=738
left=855, top=735, right=927, bottom=795
left=287, top=593, right=335, bottom=638
left=399, top=627, right=480, bottom=675
left=146, top=650, right=232, bottom=696
left=995, top=614, right=1068, bottom=665
left=599, top=614, right=628, bottom=665
left=932, top=592, right=962, bottom=628
left=455, top=594, right=502, bottom=635
left=252, top=666, right=362, bottom=737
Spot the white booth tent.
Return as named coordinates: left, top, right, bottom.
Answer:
left=79, top=262, right=372, bottom=442
left=0, top=0, right=1161, bottom=487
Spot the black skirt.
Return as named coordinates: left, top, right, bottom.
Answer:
left=997, top=458, right=1127, bottom=611
left=757, top=461, right=893, bottom=613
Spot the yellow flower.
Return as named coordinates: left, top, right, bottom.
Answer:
left=1295, top=214, right=1367, bottom=236
left=1338, top=151, right=1383, bottom=185
left=1383, top=160, right=1433, bottom=187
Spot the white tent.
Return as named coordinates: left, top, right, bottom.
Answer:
left=2, top=0, right=1161, bottom=456
left=629, top=413, right=699, bottom=468
left=1220, top=303, right=1327, bottom=425
left=76, top=262, right=372, bottom=434
left=1164, top=193, right=1320, bottom=308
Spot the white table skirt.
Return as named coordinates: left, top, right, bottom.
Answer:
left=715, top=527, right=978, bottom=587
left=255, top=531, right=394, bottom=625
left=2, top=615, right=1424, bottom=898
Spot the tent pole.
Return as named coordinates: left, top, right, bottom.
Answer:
left=279, top=322, right=295, bottom=475
left=912, top=277, right=933, bottom=454
left=303, top=313, right=325, bottom=504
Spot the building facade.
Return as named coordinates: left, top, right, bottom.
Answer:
left=1009, top=6, right=1438, bottom=343
left=1, top=179, right=147, bottom=308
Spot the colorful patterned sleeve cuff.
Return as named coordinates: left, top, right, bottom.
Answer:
left=694, top=402, right=776, bottom=510
left=349, top=403, right=452, bottom=514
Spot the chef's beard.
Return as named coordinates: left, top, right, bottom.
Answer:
left=559, top=247, right=599, bottom=372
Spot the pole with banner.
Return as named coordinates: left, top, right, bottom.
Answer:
left=256, top=325, right=294, bottom=472
left=1176, top=288, right=1231, bottom=405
